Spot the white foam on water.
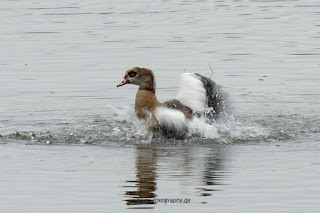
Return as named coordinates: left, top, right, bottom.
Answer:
left=105, top=105, right=270, bottom=144
left=187, top=113, right=269, bottom=143
left=2, top=105, right=319, bottom=145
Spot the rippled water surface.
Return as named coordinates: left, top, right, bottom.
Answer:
left=1, top=0, right=320, bottom=212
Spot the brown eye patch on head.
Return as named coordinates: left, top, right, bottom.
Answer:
left=128, top=71, right=137, bottom=77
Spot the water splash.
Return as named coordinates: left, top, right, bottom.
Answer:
left=187, top=114, right=269, bottom=143
left=2, top=105, right=316, bottom=145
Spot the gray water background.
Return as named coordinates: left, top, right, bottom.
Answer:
left=1, top=0, right=320, bottom=212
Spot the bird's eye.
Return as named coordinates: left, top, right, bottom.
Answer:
left=129, top=72, right=137, bottom=77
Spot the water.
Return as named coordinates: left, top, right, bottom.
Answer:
left=1, top=0, right=320, bottom=212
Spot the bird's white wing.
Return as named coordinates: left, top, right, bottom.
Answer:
left=175, top=73, right=207, bottom=114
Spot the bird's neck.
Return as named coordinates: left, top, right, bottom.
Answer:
left=139, top=77, right=155, bottom=93
left=135, top=88, right=161, bottom=119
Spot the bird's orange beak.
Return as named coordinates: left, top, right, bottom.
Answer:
left=117, top=77, right=129, bottom=87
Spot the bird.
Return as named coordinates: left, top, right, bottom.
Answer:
left=117, top=67, right=225, bottom=139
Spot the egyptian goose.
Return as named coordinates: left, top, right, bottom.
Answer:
left=117, top=67, right=224, bottom=139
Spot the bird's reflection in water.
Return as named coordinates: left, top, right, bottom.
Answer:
left=123, top=144, right=229, bottom=208
left=197, top=147, right=226, bottom=197
left=124, top=146, right=157, bottom=208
